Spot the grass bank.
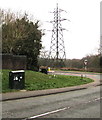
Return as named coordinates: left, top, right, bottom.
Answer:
left=2, top=69, right=94, bottom=93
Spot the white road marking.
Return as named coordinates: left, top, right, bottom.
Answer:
left=94, top=98, right=100, bottom=101
left=25, top=97, right=101, bottom=120
left=29, top=107, right=67, bottom=119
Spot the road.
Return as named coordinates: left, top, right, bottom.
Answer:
left=2, top=85, right=101, bottom=119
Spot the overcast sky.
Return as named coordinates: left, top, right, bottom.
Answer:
left=0, top=0, right=100, bottom=59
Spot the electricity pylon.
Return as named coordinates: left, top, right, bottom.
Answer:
left=48, top=3, right=68, bottom=67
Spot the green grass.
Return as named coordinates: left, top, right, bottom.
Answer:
left=2, top=69, right=94, bottom=93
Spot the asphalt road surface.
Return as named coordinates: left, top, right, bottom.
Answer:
left=2, top=85, right=101, bottom=119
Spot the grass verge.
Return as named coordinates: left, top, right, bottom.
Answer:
left=2, top=69, right=94, bottom=93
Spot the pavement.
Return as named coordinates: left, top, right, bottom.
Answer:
left=2, top=72, right=102, bottom=101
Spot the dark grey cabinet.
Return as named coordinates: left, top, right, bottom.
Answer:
left=9, top=70, right=25, bottom=89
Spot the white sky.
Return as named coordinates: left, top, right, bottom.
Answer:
left=0, top=0, right=101, bottom=59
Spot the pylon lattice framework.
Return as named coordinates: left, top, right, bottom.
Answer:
left=49, top=3, right=66, bottom=62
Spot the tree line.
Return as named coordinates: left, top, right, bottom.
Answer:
left=38, top=52, right=101, bottom=72
left=64, top=54, right=100, bottom=72
left=1, top=9, right=44, bottom=71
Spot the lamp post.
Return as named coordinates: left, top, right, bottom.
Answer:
left=84, top=59, right=88, bottom=77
